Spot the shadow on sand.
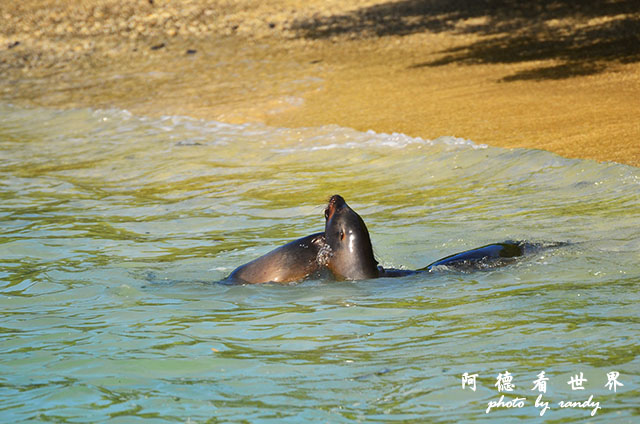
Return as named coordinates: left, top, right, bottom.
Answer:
left=292, top=0, right=640, bottom=81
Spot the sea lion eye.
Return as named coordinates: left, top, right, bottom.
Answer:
left=339, top=230, right=345, bottom=240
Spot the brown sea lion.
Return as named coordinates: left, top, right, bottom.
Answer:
left=226, top=232, right=326, bottom=284
left=226, top=195, right=547, bottom=284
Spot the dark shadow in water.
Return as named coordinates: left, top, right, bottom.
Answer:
left=291, top=0, right=640, bottom=81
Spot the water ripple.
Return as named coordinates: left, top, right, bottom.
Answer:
left=1, top=104, right=639, bottom=422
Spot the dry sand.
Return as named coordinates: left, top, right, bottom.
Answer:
left=1, top=0, right=639, bottom=166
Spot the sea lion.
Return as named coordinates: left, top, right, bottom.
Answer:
left=226, top=232, right=326, bottom=284
left=323, top=194, right=532, bottom=280
left=227, top=195, right=546, bottom=284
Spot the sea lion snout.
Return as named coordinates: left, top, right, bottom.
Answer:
left=324, top=194, right=346, bottom=221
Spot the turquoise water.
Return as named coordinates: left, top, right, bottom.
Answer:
left=1, top=103, right=638, bottom=423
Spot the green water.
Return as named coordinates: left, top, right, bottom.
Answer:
left=1, top=103, right=639, bottom=423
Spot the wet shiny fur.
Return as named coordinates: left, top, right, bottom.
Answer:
left=227, top=195, right=550, bottom=284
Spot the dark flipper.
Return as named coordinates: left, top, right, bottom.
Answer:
left=378, top=267, right=417, bottom=278
left=377, top=241, right=528, bottom=276
left=420, top=241, right=528, bottom=272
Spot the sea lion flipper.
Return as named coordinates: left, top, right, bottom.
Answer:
left=420, top=241, right=528, bottom=272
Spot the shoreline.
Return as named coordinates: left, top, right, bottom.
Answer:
left=1, top=0, right=639, bottom=167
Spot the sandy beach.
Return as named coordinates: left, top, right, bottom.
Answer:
left=1, top=0, right=639, bottom=166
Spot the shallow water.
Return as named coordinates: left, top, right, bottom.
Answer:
left=1, top=103, right=639, bottom=423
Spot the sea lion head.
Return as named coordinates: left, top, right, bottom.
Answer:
left=323, top=195, right=379, bottom=280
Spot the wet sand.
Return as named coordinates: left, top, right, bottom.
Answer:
left=1, top=0, right=639, bottom=166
